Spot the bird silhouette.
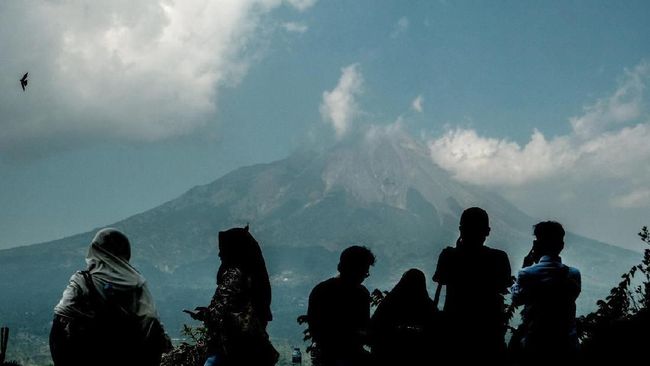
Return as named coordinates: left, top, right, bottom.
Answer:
left=20, top=73, right=28, bottom=91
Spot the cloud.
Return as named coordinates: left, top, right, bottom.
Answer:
left=282, top=21, right=308, bottom=33
left=390, top=16, right=409, bottom=39
left=0, top=0, right=315, bottom=159
left=429, top=129, right=577, bottom=185
left=320, top=64, right=363, bottom=139
left=427, top=60, right=650, bottom=206
left=411, top=95, right=423, bottom=112
left=611, top=189, right=650, bottom=209
left=570, top=62, right=648, bottom=139
left=285, top=0, right=317, bottom=11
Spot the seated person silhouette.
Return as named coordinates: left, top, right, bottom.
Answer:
left=511, top=221, right=581, bottom=366
left=307, top=246, right=376, bottom=366
left=432, top=207, right=512, bottom=365
left=369, top=268, right=438, bottom=366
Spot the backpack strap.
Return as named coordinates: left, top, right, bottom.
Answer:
left=79, top=270, right=103, bottom=306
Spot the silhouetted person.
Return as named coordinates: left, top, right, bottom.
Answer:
left=188, top=226, right=278, bottom=366
left=307, top=245, right=376, bottom=366
left=511, top=221, right=581, bottom=366
left=20, top=72, right=28, bottom=91
left=370, top=268, right=438, bottom=366
left=50, top=228, right=171, bottom=366
left=432, top=207, right=512, bottom=365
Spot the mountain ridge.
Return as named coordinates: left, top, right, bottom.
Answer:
left=0, top=131, right=640, bottom=364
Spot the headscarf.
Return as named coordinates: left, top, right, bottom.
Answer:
left=372, top=269, right=435, bottom=327
left=217, top=226, right=273, bottom=322
left=54, top=228, right=159, bottom=332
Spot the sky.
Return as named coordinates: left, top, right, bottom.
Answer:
left=1, top=0, right=649, bottom=251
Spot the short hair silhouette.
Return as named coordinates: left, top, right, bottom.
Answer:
left=337, top=245, right=376, bottom=274
left=533, top=221, right=565, bottom=256
left=460, top=207, right=490, bottom=230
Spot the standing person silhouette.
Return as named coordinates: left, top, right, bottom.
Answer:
left=307, top=245, right=376, bottom=366
left=432, top=207, right=512, bottom=365
left=50, top=228, right=171, bottom=366
left=188, top=226, right=278, bottom=366
left=511, top=221, right=581, bottom=366
left=369, top=268, right=438, bottom=366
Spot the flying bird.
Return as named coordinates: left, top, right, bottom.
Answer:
left=20, top=72, right=28, bottom=91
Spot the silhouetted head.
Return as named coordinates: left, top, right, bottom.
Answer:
left=392, top=268, right=428, bottom=300
left=533, top=221, right=565, bottom=257
left=217, top=225, right=273, bottom=322
left=218, top=225, right=261, bottom=269
left=458, top=207, right=490, bottom=248
left=90, top=228, right=131, bottom=262
left=338, top=245, right=376, bottom=285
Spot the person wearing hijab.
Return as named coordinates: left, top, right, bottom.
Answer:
left=370, top=269, right=438, bottom=366
left=50, top=228, right=171, bottom=366
left=189, top=226, right=278, bottom=366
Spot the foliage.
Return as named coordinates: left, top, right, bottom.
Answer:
left=577, top=227, right=650, bottom=338
left=160, top=324, right=208, bottom=366
left=576, top=226, right=650, bottom=361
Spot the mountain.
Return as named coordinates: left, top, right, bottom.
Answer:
left=0, top=127, right=639, bottom=362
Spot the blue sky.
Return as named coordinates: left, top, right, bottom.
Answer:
left=1, top=0, right=649, bottom=250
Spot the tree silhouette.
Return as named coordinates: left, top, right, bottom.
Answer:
left=577, top=226, right=650, bottom=363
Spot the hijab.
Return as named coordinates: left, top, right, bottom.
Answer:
left=55, top=228, right=159, bottom=331
left=372, top=269, right=435, bottom=327
left=217, top=226, right=273, bottom=322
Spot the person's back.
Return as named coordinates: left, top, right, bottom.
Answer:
left=435, top=245, right=511, bottom=320
left=370, top=269, right=438, bottom=366
left=191, top=226, right=278, bottom=366
left=308, top=277, right=370, bottom=357
left=307, top=246, right=375, bottom=366
left=50, top=229, right=170, bottom=366
left=512, top=221, right=581, bottom=365
left=432, top=207, right=511, bottom=364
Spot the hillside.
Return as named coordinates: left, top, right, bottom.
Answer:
left=0, top=130, right=639, bottom=364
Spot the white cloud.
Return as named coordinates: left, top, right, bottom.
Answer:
left=0, top=0, right=315, bottom=159
left=390, top=16, right=409, bottom=39
left=570, top=62, right=648, bottom=139
left=285, top=0, right=317, bottom=11
left=320, top=64, right=363, bottom=139
left=429, top=129, right=577, bottom=185
left=411, top=95, right=423, bottom=112
left=611, top=189, right=650, bottom=209
left=427, top=61, right=650, bottom=207
left=282, top=21, right=308, bottom=33
left=423, top=61, right=650, bottom=247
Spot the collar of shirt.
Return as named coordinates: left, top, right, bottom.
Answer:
left=538, top=255, right=562, bottom=263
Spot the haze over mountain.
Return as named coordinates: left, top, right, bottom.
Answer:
left=0, top=128, right=639, bottom=363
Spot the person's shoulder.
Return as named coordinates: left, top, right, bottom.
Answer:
left=484, top=246, right=510, bottom=261
left=70, top=270, right=85, bottom=282
left=311, top=277, right=338, bottom=294
left=221, top=266, right=245, bottom=283
left=566, top=265, right=581, bottom=278
left=517, top=265, right=536, bottom=278
left=440, top=246, right=456, bottom=255
left=437, top=246, right=457, bottom=261
left=358, top=284, right=370, bottom=296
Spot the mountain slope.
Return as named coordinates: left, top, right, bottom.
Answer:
left=0, top=129, right=639, bottom=359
